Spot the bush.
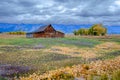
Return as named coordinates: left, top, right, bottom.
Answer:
left=8, top=31, right=26, bottom=35
left=73, top=30, right=79, bottom=35
left=73, top=28, right=89, bottom=36
left=79, top=29, right=87, bottom=35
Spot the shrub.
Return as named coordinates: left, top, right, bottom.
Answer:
left=73, top=29, right=89, bottom=36
left=78, top=28, right=88, bottom=35
left=73, top=30, right=79, bottom=35
left=8, top=31, right=26, bottom=35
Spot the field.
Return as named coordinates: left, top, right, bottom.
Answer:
left=0, top=34, right=120, bottom=80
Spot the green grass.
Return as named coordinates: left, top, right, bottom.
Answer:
left=92, top=50, right=120, bottom=61
left=0, top=76, right=6, bottom=80
left=0, top=37, right=102, bottom=48
left=95, top=37, right=120, bottom=44
left=0, top=37, right=102, bottom=75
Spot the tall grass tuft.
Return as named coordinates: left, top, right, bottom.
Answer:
left=112, top=70, right=120, bottom=80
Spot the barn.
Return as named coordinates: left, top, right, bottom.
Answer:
left=26, top=24, right=65, bottom=38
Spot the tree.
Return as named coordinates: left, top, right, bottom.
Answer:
left=89, top=24, right=107, bottom=36
left=73, top=30, right=79, bottom=35
left=73, top=24, right=107, bottom=36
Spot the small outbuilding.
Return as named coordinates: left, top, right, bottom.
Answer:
left=26, top=24, right=64, bottom=38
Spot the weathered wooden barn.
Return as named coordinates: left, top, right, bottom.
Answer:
left=26, top=24, right=64, bottom=38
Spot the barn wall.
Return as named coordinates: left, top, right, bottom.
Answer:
left=32, top=31, right=64, bottom=38
left=55, top=31, right=64, bottom=38
left=33, top=32, right=45, bottom=38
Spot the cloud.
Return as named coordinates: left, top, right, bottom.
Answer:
left=0, top=0, right=120, bottom=25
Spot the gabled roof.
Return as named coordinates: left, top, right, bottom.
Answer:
left=56, top=31, right=64, bottom=34
left=27, top=24, right=54, bottom=33
left=34, top=24, right=50, bottom=32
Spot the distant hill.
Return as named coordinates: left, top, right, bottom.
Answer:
left=0, top=23, right=120, bottom=34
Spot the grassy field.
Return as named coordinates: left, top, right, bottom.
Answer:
left=0, top=34, right=120, bottom=80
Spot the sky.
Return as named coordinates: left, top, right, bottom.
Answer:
left=0, top=0, right=120, bottom=25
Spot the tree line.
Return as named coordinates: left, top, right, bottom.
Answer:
left=73, top=24, right=107, bottom=36
left=8, top=31, right=26, bottom=35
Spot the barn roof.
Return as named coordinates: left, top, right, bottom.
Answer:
left=27, top=24, right=54, bottom=33
left=34, top=25, right=49, bottom=32
left=56, top=30, right=64, bottom=34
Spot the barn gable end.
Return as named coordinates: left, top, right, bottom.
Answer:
left=44, top=24, right=56, bottom=32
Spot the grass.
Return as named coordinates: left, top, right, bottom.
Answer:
left=89, top=50, right=120, bottom=61
left=90, top=35, right=120, bottom=44
left=88, top=70, right=120, bottom=80
left=0, top=76, right=6, bottom=80
left=0, top=34, right=120, bottom=80
left=0, top=50, right=83, bottom=74
left=19, top=56, right=120, bottom=80
left=112, top=70, right=120, bottom=80
left=0, top=37, right=102, bottom=48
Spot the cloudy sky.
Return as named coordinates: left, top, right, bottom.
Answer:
left=0, top=0, right=120, bottom=25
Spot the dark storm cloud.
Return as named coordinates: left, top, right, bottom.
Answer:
left=0, top=0, right=120, bottom=25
